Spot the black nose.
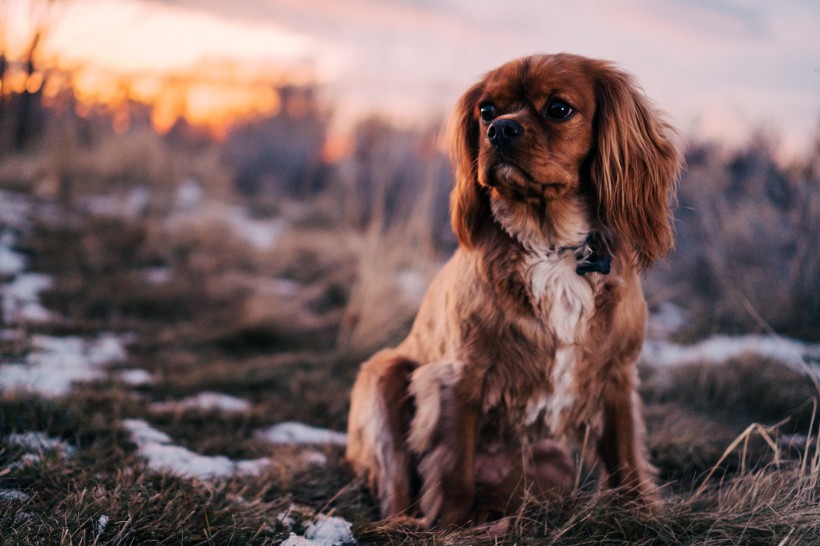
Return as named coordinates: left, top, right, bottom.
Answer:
left=487, top=119, right=524, bottom=147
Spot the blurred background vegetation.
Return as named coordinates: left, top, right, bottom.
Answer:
left=0, top=2, right=818, bottom=543
left=1, top=6, right=817, bottom=346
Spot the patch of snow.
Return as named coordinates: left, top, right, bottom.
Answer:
left=83, top=334, right=128, bottom=365
left=0, top=231, right=26, bottom=276
left=778, top=433, right=810, bottom=449
left=124, top=419, right=269, bottom=479
left=14, top=511, right=33, bottom=523
left=80, top=195, right=119, bottom=217
left=0, top=334, right=127, bottom=396
left=140, top=443, right=243, bottom=479
left=6, top=431, right=75, bottom=455
left=275, top=504, right=314, bottom=531
left=2, top=272, right=54, bottom=324
left=303, top=450, right=328, bottom=467
left=125, top=186, right=152, bottom=217
left=95, top=515, right=109, bottom=534
left=257, top=422, right=348, bottom=446
left=0, top=190, right=32, bottom=229
left=642, top=334, right=820, bottom=377
left=0, top=489, right=31, bottom=502
left=305, top=515, right=356, bottom=545
left=165, top=202, right=286, bottom=251
left=149, top=392, right=251, bottom=414
left=8, top=453, right=41, bottom=470
left=235, top=458, right=271, bottom=476
left=117, top=368, right=153, bottom=386
left=223, top=206, right=285, bottom=250
left=647, top=301, right=688, bottom=339
left=123, top=419, right=172, bottom=445
left=176, top=178, right=203, bottom=210
left=139, top=266, right=172, bottom=285
left=78, top=187, right=151, bottom=219
left=282, top=535, right=314, bottom=546
left=233, top=207, right=280, bottom=247
left=282, top=515, right=357, bottom=546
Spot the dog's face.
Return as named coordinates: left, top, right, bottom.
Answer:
left=451, top=53, right=681, bottom=269
left=475, top=56, right=597, bottom=202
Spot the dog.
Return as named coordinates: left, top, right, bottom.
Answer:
left=346, top=53, right=681, bottom=527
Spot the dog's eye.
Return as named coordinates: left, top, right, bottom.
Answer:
left=479, top=103, right=497, bottom=123
left=545, top=99, right=573, bottom=120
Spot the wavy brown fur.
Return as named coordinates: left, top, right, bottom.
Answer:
left=347, top=53, right=682, bottom=528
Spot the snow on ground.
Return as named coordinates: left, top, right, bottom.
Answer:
left=95, top=515, right=110, bottom=534
left=222, top=205, right=285, bottom=250
left=77, top=186, right=151, bottom=219
left=123, top=419, right=270, bottom=479
left=165, top=201, right=286, bottom=250
left=6, top=431, right=75, bottom=455
left=642, top=334, right=820, bottom=376
left=0, top=489, right=31, bottom=502
left=0, top=334, right=127, bottom=396
left=647, top=302, right=689, bottom=340
left=257, top=422, right=348, bottom=446
left=0, top=190, right=32, bottom=230
left=139, top=266, right=173, bottom=285
left=277, top=506, right=357, bottom=546
left=116, top=368, right=154, bottom=386
left=0, top=231, right=26, bottom=276
left=175, top=179, right=204, bottom=210
left=149, top=392, right=251, bottom=414
left=1, top=225, right=54, bottom=324
left=2, top=273, right=54, bottom=324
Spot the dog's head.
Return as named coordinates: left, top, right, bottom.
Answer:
left=450, top=53, right=681, bottom=268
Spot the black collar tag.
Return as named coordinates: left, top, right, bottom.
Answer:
left=576, top=251, right=611, bottom=276
left=574, top=234, right=611, bottom=276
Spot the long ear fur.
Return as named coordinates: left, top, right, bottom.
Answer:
left=449, top=82, right=488, bottom=249
left=591, top=65, right=682, bottom=269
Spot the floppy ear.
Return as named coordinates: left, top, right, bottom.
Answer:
left=590, top=65, right=682, bottom=269
left=449, top=82, right=489, bottom=249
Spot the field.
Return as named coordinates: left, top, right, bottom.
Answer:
left=0, top=99, right=819, bottom=545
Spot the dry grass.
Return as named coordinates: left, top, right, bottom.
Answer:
left=1, top=191, right=816, bottom=545
left=646, top=137, right=820, bottom=341
left=1, top=123, right=818, bottom=544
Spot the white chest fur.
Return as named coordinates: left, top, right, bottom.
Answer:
left=489, top=195, right=596, bottom=434
left=522, top=248, right=594, bottom=433
left=523, top=249, right=594, bottom=344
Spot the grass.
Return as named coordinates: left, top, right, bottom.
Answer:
left=1, top=188, right=818, bottom=545
left=1, top=119, right=819, bottom=544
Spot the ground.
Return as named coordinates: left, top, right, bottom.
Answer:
left=1, top=185, right=818, bottom=545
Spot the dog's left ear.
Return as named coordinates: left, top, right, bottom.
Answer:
left=590, top=65, right=682, bottom=269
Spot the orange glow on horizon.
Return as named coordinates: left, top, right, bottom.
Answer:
left=321, top=133, right=353, bottom=163
left=29, top=60, right=302, bottom=137
left=3, top=0, right=340, bottom=138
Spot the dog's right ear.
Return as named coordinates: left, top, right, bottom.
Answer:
left=449, top=82, right=489, bottom=249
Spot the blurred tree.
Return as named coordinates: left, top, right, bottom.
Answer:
left=0, top=0, right=63, bottom=151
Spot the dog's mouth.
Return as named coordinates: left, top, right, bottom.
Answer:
left=488, top=160, right=565, bottom=200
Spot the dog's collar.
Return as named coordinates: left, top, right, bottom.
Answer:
left=551, top=234, right=611, bottom=276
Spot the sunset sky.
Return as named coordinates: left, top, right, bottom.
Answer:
left=5, top=0, right=819, bottom=156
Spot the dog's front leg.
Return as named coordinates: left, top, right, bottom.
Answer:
left=597, top=368, right=659, bottom=507
left=408, top=359, right=481, bottom=527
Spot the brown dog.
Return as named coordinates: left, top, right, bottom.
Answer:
left=346, top=53, right=681, bottom=527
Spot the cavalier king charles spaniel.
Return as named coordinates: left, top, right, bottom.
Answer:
left=346, top=53, right=682, bottom=527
